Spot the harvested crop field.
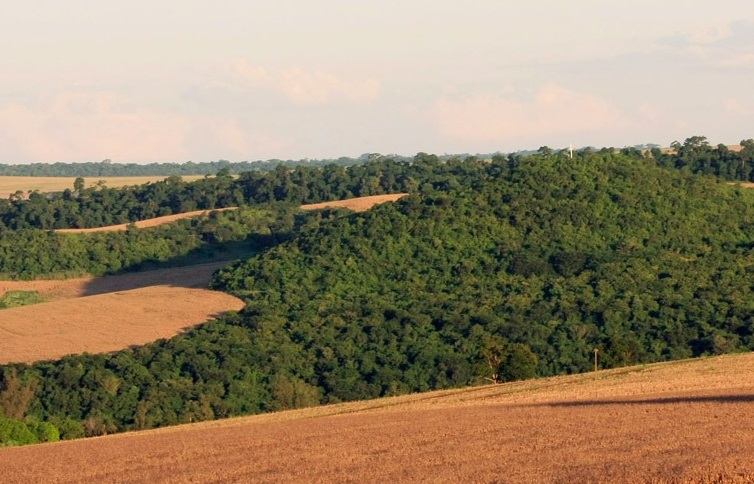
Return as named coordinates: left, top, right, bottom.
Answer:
left=0, top=261, right=230, bottom=301
left=0, top=285, right=243, bottom=364
left=54, top=207, right=238, bottom=233
left=300, top=193, right=407, bottom=212
left=3, top=353, right=754, bottom=483
left=0, top=175, right=207, bottom=199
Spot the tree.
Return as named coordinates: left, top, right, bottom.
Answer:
left=73, top=177, right=85, bottom=193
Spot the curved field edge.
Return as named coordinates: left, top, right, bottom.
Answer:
left=0, top=261, right=230, bottom=301
left=52, top=194, right=407, bottom=233
left=1, top=353, right=753, bottom=483
left=0, top=286, right=244, bottom=364
left=53, top=207, right=239, bottom=233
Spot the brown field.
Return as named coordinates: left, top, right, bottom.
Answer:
left=0, top=262, right=243, bottom=364
left=0, top=285, right=243, bottom=364
left=729, top=182, right=754, bottom=189
left=54, top=207, right=239, bottom=234
left=1, top=353, right=754, bottom=482
left=300, top=193, right=408, bottom=212
left=0, top=175, right=207, bottom=199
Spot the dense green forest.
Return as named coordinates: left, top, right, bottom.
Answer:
left=4, top=145, right=754, bottom=442
left=0, top=205, right=300, bottom=279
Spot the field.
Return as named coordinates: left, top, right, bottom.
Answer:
left=0, top=262, right=243, bottom=364
left=54, top=207, right=239, bottom=233
left=300, top=193, right=407, bottom=212
left=1, top=353, right=753, bottom=482
left=0, top=175, right=207, bottom=199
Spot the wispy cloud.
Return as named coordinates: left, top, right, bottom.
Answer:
left=427, top=83, right=628, bottom=146
left=226, top=59, right=380, bottom=107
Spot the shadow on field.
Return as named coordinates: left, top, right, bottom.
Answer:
left=80, top=234, right=281, bottom=297
left=542, top=394, right=754, bottom=407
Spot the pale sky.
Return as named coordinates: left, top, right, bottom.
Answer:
left=1, top=1, right=753, bottom=163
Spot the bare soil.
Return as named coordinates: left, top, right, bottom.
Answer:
left=2, top=353, right=754, bottom=482
left=0, top=285, right=244, bottom=364
left=54, top=208, right=239, bottom=233
left=300, top=193, right=407, bottom=212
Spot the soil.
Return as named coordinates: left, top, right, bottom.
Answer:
left=1, top=353, right=753, bottom=482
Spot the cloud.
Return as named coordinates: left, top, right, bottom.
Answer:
left=226, top=59, right=380, bottom=107
left=427, top=83, right=628, bottom=145
left=0, top=91, right=193, bottom=163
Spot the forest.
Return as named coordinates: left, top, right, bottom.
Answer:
left=3, top=137, right=754, bottom=443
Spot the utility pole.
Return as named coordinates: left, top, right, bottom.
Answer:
left=593, top=348, right=599, bottom=372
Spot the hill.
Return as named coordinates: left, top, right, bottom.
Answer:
left=1, top=353, right=753, bottom=482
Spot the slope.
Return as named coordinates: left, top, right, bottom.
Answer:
left=1, top=353, right=753, bottom=483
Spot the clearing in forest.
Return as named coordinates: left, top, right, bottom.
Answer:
left=54, top=207, right=239, bottom=233
left=300, top=193, right=407, bottom=212
left=1, top=353, right=754, bottom=482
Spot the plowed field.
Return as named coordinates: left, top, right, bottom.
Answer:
left=2, top=353, right=753, bottom=482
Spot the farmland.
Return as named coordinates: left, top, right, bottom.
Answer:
left=300, top=193, right=407, bottom=212
left=0, top=262, right=244, bottom=364
left=1, top=353, right=753, bottom=482
left=0, top=175, right=208, bottom=199
left=2, top=142, right=754, bottom=483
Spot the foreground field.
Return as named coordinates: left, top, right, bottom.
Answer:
left=0, top=175, right=207, bottom=199
left=2, top=353, right=753, bottom=483
left=0, top=286, right=244, bottom=364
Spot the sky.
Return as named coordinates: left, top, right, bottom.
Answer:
left=1, top=1, right=753, bottom=164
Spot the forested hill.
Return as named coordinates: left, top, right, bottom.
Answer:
left=211, top=152, right=754, bottom=383
left=6, top=150, right=754, bottom=440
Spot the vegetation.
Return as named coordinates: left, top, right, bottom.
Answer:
left=0, top=291, right=44, bottom=309
left=3, top=146, right=754, bottom=444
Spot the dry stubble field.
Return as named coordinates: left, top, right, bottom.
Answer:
left=1, top=353, right=754, bottom=483
left=0, top=262, right=242, bottom=364
left=0, top=175, right=207, bottom=199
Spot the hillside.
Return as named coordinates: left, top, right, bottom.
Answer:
left=1, top=353, right=753, bottom=482
left=3, top=152, right=754, bottom=442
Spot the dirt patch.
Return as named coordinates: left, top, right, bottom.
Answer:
left=300, top=193, right=407, bottom=212
left=0, top=262, right=230, bottom=301
left=0, top=285, right=244, bottom=364
left=2, top=353, right=753, bottom=482
left=54, top=208, right=239, bottom=233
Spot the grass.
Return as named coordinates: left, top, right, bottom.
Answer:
left=0, top=291, right=45, bottom=309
